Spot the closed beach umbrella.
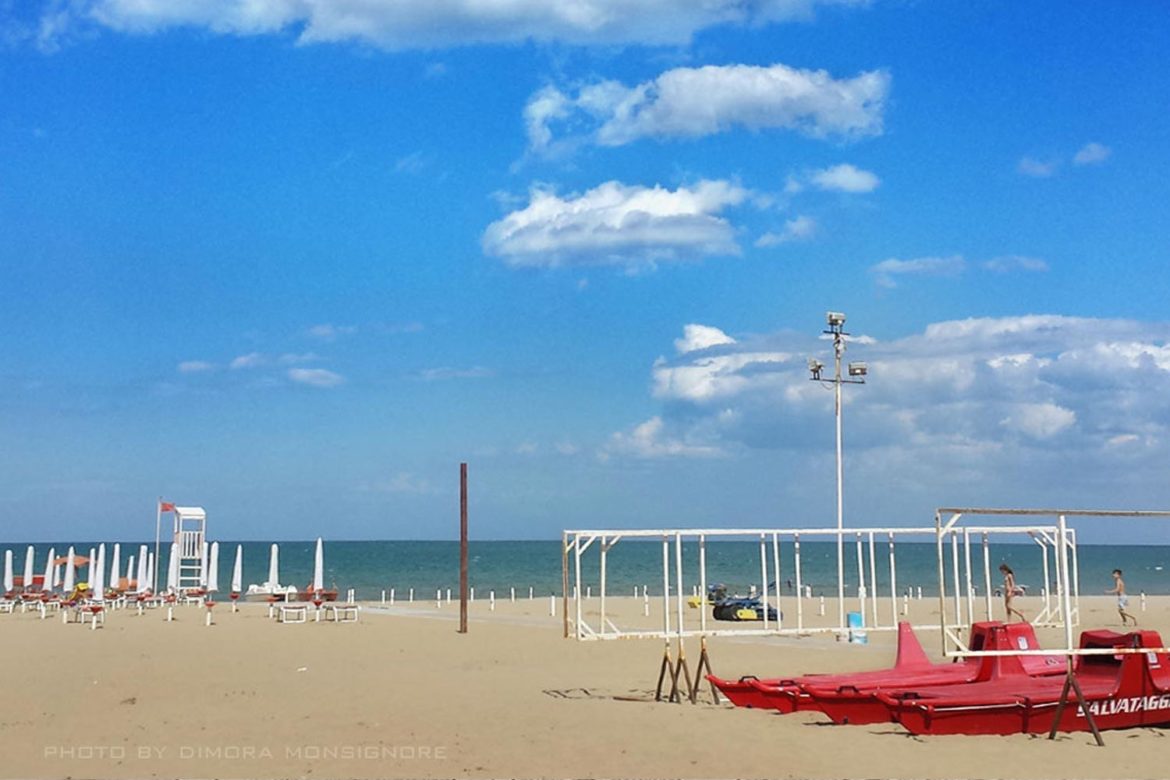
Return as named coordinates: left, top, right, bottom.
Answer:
left=42, top=547, right=55, bottom=592
left=92, top=544, right=106, bottom=599
left=22, top=546, right=35, bottom=590
left=231, top=545, right=243, bottom=595
left=206, top=542, right=220, bottom=593
left=136, top=546, right=149, bottom=594
left=125, top=555, right=135, bottom=589
left=312, top=537, right=324, bottom=594
left=3, top=550, right=12, bottom=593
left=63, top=547, right=76, bottom=594
left=267, top=544, right=280, bottom=587
left=146, top=552, right=155, bottom=592
left=109, top=543, right=121, bottom=592
left=199, top=541, right=209, bottom=588
left=166, top=543, right=179, bottom=593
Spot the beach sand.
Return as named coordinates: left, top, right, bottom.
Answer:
left=0, top=593, right=1167, bottom=779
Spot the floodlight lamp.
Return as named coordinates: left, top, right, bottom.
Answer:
left=808, top=358, right=824, bottom=379
left=826, top=311, right=847, bottom=327
left=848, top=361, right=868, bottom=377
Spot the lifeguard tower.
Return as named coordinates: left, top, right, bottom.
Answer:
left=170, top=505, right=207, bottom=592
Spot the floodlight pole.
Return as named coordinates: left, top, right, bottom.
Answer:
left=810, top=312, right=867, bottom=630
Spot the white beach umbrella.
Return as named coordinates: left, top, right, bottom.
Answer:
left=42, top=547, right=55, bottom=592
left=125, top=555, right=135, bottom=589
left=63, top=547, right=76, bottom=594
left=53, top=560, right=61, bottom=588
left=206, top=542, right=220, bottom=593
left=198, top=541, right=208, bottom=589
left=136, top=546, right=149, bottom=594
left=146, top=552, right=155, bottom=592
left=22, top=546, right=35, bottom=591
left=312, top=537, right=324, bottom=594
left=267, top=544, right=280, bottom=587
left=109, top=543, right=121, bottom=592
left=92, top=544, right=106, bottom=600
left=231, top=545, right=243, bottom=595
left=3, top=550, right=13, bottom=593
left=166, top=543, right=179, bottom=593
left=87, top=547, right=96, bottom=588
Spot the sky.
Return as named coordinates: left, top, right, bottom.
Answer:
left=2, top=1, right=1169, bottom=543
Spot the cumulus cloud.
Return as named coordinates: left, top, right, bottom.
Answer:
left=230, top=352, right=265, bottom=369
left=675, top=324, right=737, bottom=354
left=606, top=317, right=1170, bottom=510
left=870, top=255, right=966, bottom=288
left=1073, top=142, right=1111, bottom=166
left=755, top=215, right=817, bottom=247
left=38, top=1, right=869, bottom=51
left=527, top=63, right=889, bottom=152
left=982, top=255, right=1049, bottom=274
left=605, top=416, right=724, bottom=459
left=1017, top=157, right=1058, bottom=178
left=482, top=180, right=749, bottom=270
left=810, top=163, right=880, bottom=193
left=288, top=367, right=345, bottom=387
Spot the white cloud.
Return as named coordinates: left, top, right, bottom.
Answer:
left=675, top=324, right=736, bottom=354
left=308, top=323, right=357, bottom=341
left=288, top=367, right=345, bottom=387
left=555, top=441, right=580, bottom=456
left=230, top=351, right=264, bottom=369
left=606, top=416, right=723, bottom=459
left=527, top=63, right=889, bottom=152
left=982, top=255, right=1049, bottom=274
left=46, top=1, right=870, bottom=50
left=810, top=163, right=880, bottom=193
left=177, top=360, right=215, bottom=374
left=609, top=317, right=1170, bottom=504
left=1018, top=157, right=1058, bottom=178
left=755, top=215, right=817, bottom=247
left=482, top=180, right=748, bottom=270
left=1073, top=142, right=1111, bottom=166
left=1000, top=402, right=1076, bottom=440
left=870, top=255, right=966, bottom=288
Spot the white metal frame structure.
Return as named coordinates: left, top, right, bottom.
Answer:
left=172, top=506, right=207, bottom=593
left=562, top=523, right=1066, bottom=642
left=935, top=508, right=1170, bottom=660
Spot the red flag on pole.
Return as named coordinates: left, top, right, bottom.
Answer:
left=160, top=501, right=175, bottom=512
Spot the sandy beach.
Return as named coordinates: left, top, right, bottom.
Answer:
left=0, top=593, right=1167, bottom=779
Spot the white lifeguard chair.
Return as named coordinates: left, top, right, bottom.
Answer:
left=172, top=506, right=207, bottom=592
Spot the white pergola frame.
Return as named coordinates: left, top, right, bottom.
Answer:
left=562, top=523, right=1068, bottom=642
left=935, top=508, right=1170, bottom=660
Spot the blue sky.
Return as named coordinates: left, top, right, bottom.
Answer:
left=2, top=1, right=1169, bottom=543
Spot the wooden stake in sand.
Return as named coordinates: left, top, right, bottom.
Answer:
left=459, top=462, right=468, bottom=635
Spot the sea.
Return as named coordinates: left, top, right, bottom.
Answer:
left=5, top=539, right=1170, bottom=600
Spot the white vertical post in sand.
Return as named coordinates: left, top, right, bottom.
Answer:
left=1068, top=528, right=1081, bottom=626
left=793, top=534, right=803, bottom=631
left=489, top=591, right=495, bottom=611
left=981, top=533, right=993, bottom=620
left=448, top=588, right=453, bottom=604
left=599, top=535, right=607, bottom=636
left=660, top=537, right=670, bottom=639
left=575, top=537, right=584, bottom=640
left=855, top=533, right=865, bottom=625
left=698, top=534, right=707, bottom=635
left=510, top=587, right=515, bottom=603
left=963, top=529, right=974, bottom=624
left=408, top=587, right=414, bottom=602
left=950, top=531, right=962, bottom=628
left=436, top=589, right=441, bottom=608
left=549, top=594, right=555, bottom=616
left=674, top=533, right=684, bottom=645
left=888, top=533, right=897, bottom=625
left=758, top=534, right=768, bottom=631
left=1036, top=534, right=1052, bottom=618
left=529, top=587, right=534, bottom=600
left=867, top=532, right=877, bottom=628
left=1057, top=515, right=1074, bottom=652
left=772, top=533, right=782, bottom=630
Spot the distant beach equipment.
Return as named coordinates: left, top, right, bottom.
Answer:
left=136, top=546, right=150, bottom=594
left=42, top=547, right=55, bottom=593
left=166, top=542, right=179, bottom=593
left=109, top=543, right=121, bottom=593
left=62, top=547, right=76, bottom=595
left=231, top=544, right=243, bottom=608
left=206, top=542, right=220, bottom=594
left=4, top=549, right=13, bottom=594
left=312, top=537, right=324, bottom=595
left=92, top=544, right=106, bottom=601
left=22, top=546, right=34, bottom=591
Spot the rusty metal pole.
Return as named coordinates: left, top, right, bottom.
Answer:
left=459, top=463, right=468, bottom=634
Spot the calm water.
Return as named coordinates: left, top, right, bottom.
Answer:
left=6, top=539, right=1170, bottom=600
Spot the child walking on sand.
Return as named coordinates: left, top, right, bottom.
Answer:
left=999, top=564, right=1027, bottom=623
left=1107, top=569, right=1137, bottom=627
